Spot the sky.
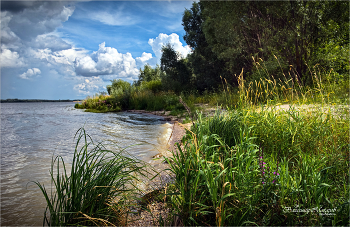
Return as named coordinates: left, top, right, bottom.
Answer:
left=0, top=0, right=195, bottom=100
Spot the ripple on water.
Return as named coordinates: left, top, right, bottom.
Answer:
left=1, top=103, right=172, bottom=226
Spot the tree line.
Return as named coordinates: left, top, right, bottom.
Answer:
left=108, top=0, right=349, bottom=96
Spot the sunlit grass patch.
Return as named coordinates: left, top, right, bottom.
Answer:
left=166, top=108, right=349, bottom=226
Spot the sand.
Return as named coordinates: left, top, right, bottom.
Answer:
left=125, top=110, right=192, bottom=226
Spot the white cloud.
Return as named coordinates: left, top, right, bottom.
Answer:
left=90, top=11, right=138, bottom=26
left=74, top=42, right=140, bottom=79
left=148, top=33, right=192, bottom=59
left=73, top=76, right=105, bottom=95
left=19, top=68, right=41, bottom=79
left=29, top=47, right=89, bottom=77
left=32, top=35, right=72, bottom=52
left=135, top=52, right=157, bottom=68
left=0, top=47, right=26, bottom=67
left=1, top=1, right=194, bottom=99
left=7, top=3, right=75, bottom=41
left=136, top=52, right=153, bottom=62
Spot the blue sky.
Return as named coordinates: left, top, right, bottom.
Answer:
left=1, top=1, right=194, bottom=99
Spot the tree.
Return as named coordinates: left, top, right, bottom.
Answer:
left=160, top=43, right=192, bottom=92
left=201, top=0, right=349, bottom=84
left=106, top=79, right=131, bottom=97
left=182, top=1, right=227, bottom=92
left=135, top=64, right=164, bottom=86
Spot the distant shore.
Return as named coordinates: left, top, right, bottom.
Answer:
left=1, top=99, right=82, bottom=103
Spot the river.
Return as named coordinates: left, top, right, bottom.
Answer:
left=0, top=102, right=172, bottom=226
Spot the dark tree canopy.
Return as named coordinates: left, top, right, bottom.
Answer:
left=122, top=0, right=349, bottom=95
left=201, top=0, right=349, bottom=84
left=160, top=43, right=192, bottom=92
left=182, top=1, right=227, bottom=92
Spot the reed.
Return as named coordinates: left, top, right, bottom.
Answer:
left=166, top=107, right=349, bottom=226
left=204, top=59, right=348, bottom=109
left=34, top=128, right=148, bottom=226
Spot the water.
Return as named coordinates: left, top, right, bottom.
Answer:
left=1, top=102, right=172, bottom=226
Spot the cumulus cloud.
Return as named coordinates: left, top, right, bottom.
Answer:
left=6, top=2, right=74, bottom=41
left=1, top=11, right=21, bottom=45
left=1, top=1, right=194, bottom=98
left=74, top=42, right=140, bottom=79
left=0, top=47, right=26, bottom=67
left=148, top=33, right=192, bottom=59
left=1, top=1, right=76, bottom=71
left=136, top=52, right=153, bottom=62
left=135, top=52, right=158, bottom=68
left=73, top=76, right=106, bottom=95
left=32, top=48, right=87, bottom=66
left=32, top=35, right=72, bottom=52
left=19, top=68, right=41, bottom=79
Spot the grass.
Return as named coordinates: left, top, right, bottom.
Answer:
left=34, top=128, right=149, bottom=226
left=165, top=107, right=349, bottom=226
left=66, top=60, right=348, bottom=226
left=163, top=63, right=349, bottom=226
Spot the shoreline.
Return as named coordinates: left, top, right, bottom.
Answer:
left=126, top=110, right=192, bottom=226
left=124, top=109, right=192, bottom=193
left=125, top=109, right=192, bottom=156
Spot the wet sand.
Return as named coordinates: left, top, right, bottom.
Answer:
left=126, top=110, right=192, bottom=226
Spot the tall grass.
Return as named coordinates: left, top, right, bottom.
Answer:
left=207, top=58, right=348, bottom=108
left=165, top=61, right=349, bottom=225
left=34, top=128, right=148, bottom=226
left=166, top=109, right=349, bottom=225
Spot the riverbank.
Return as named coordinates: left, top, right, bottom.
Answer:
left=125, top=110, right=192, bottom=226
left=129, top=103, right=349, bottom=226
left=70, top=84, right=349, bottom=226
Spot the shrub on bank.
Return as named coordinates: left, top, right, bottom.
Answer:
left=74, top=95, right=121, bottom=113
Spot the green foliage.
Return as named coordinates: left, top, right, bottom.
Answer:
left=106, top=79, right=131, bottom=97
left=160, top=43, right=192, bottom=92
left=74, top=94, right=121, bottom=113
left=34, top=128, right=148, bottom=226
left=167, top=108, right=349, bottom=226
left=316, top=42, right=350, bottom=81
left=140, top=80, right=162, bottom=94
left=135, top=64, right=165, bottom=87
left=182, top=1, right=226, bottom=92
left=201, top=1, right=349, bottom=85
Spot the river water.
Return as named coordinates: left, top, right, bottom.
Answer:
left=1, top=102, right=172, bottom=226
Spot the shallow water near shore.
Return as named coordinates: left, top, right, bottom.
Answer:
left=1, top=102, right=172, bottom=226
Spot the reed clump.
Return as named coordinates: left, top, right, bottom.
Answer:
left=34, top=128, right=149, bottom=226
